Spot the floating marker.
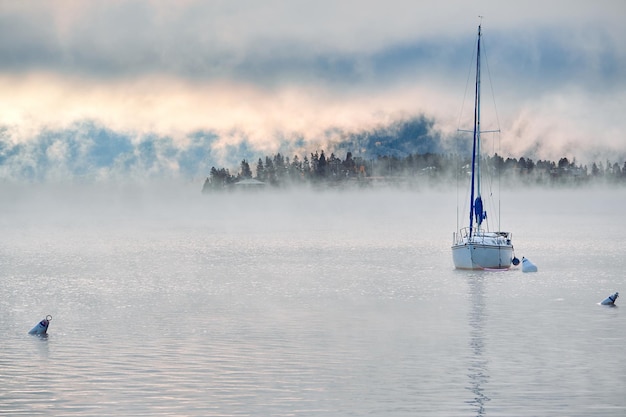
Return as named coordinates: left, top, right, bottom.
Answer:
left=29, top=315, right=52, bottom=335
left=600, top=292, right=619, bottom=306
left=512, top=257, right=520, bottom=266
left=521, top=257, right=537, bottom=273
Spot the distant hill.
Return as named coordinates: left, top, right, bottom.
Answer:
left=333, top=115, right=462, bottom=160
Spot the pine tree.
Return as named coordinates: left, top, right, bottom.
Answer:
left=265, top=156, right=275, bottom=185
left=318, top=150, right=327, bottom=177
left=256, top=158, right=265, bottom=181
left=240, top=159, right=252, bottom=179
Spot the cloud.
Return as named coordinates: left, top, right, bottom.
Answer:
left=504, top=87, right=626, bottom=163
left=0, top=71, right=453, bottom=144
left=1, top=0, right=625, bottom=181
left=2, top=1, right=624, bottom=83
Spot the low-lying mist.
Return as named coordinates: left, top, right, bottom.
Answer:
left=3, top=182, right=625, bottom=254
left=1, top=182, right=455, bottom=244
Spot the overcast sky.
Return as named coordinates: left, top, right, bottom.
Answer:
left=1, top=0, right=624, bottom=181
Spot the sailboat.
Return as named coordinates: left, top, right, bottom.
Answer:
left=452, top=24, right=515, bottom=270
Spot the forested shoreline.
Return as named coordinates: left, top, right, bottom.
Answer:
left=202, top=151, right=626, bottom=192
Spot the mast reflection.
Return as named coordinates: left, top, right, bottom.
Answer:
left=466, top=274, right=490, bottom=416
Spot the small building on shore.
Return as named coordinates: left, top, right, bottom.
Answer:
left=233, top=178, right=266, bottom=190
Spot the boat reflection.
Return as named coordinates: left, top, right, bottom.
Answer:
left=466, top=274, right=490, bottom=416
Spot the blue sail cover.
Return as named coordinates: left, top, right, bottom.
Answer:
left=474, top=196, right=486, bottom=225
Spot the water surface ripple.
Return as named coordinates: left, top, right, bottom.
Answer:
left=1, top=186, right=625, bottom=416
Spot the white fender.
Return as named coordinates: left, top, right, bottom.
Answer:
left=29, top=315, right=52, bottom=335
left=600, top=292, right=619, bottom=306
left=521, top=257, right=537, bottom=273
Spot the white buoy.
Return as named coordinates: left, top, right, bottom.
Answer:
left=521, top=257, right=537, bottom=273
left=29, top=315, right=52, bottom=335
left=600, top=292, right=619, bottom=306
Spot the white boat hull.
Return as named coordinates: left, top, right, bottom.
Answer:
left=452, top=241, right=513, bottom=270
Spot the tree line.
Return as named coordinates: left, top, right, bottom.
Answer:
left=202, top=151, right=626, bottom=192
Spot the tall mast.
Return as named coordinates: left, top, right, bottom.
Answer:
left=476, top=24, right=481, bottom=204
left=469, top=24, right=482, bottom=237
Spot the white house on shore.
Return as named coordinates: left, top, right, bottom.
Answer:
left=234, top=178, right=266, bottom=190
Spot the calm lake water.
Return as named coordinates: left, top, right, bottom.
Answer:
left=1, top=184, right=625, bottom=416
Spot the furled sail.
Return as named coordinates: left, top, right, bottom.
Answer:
left=474, top=196, right=486, bottom=226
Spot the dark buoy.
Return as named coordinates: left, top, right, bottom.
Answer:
left=29, top=315, right=52, bottom=335
left=600, top=292, right=619, bottom=306
left=512, top=257, right=520, bottom=266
